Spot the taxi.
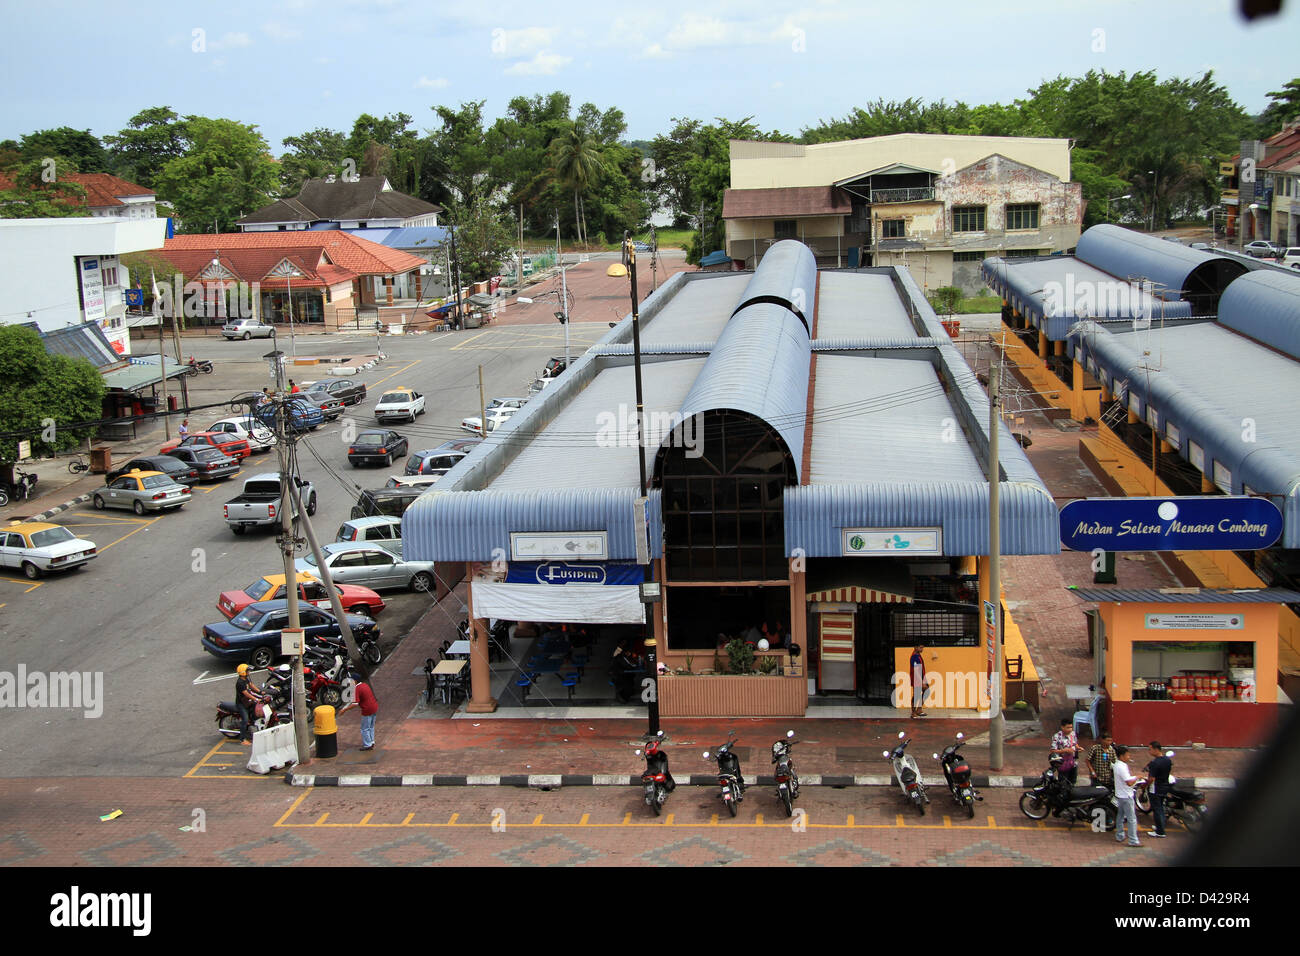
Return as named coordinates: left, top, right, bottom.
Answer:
left=92, top=469, right=191, bottom=514
left=0, top=522, right=98, bottom=579
left=216, top=570, right=386, bottom=619
left=374, top=387, right=426, bottom=425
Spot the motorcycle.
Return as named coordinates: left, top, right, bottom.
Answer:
left=0, top=465, right=37, bottom=507
left=265, top=654, right=355, bottom=709
left=702, top=732, right=745, bottom=817
left=307, top=631, right=381, bottom=666
left=636, top=731, right=673, bottom=816
left=1135, top=752, right=1208, bottom=833
left=934, top=732, right=982, bottom=818
left=771, top=730, right=800, bottom=817
left=1019, top=753, right=1117, bottom=830
left=215, top=693, right=292, bottom=739
left=884, top=731, right=930, bottom=815
left=186, top=356, right=214, bottom=376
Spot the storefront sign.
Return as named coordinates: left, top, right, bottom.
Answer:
left=505, top=561, right=643, bottom=586
left=79, top=257, right=105, bottom=324
left=1144, top=613, right=1244, bottom=630
left=841, top=527, right=942, bottom=556
left=1060, top=497, right=1282, bottom=552
left=510, top=531, right=608, bottom=561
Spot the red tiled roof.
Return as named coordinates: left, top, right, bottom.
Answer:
left=722, top=186, right=853, bottom=220
left=0, top=171, right=152, bottom=208
left=163, top=232, right=424, bottom=276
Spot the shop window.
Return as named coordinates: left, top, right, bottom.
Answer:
left=881, top=219, right=906, bottom=238
left=774, top=220, right=797, bottom=240
left=890, top=609, right=977, bottom=646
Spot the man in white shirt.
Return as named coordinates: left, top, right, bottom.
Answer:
left=1112, top=745, right=1143, bottom=847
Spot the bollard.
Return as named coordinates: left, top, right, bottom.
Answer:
left=314, top=704, right=338, bottom=759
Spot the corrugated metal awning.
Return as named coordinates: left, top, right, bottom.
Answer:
left=805, top=558, right=915, bottom=603
left=1066, top=586, right=1300, bottom=604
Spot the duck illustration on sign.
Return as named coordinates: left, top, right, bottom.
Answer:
left=841, top=528, right=942, bottom=556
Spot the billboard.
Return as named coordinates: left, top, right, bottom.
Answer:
left=1060, top=496, right=1282, bottom=552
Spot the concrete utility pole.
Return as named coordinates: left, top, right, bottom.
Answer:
left=478, top=364, right=487, bottom=441
left=988, top=356, right=1004, bottom=770
left=157, top=300, right=171, bottom=442
left=272, top=385, right=309, bottom=760
left=286, top=480, right=366, bottom=671
left=557, top=216, right=571, bottom=368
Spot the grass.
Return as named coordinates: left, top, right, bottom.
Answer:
left=954, top=294, right=1003, bottom=314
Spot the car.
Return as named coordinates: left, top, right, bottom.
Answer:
left=527, top=377, right=557, bottom=397
left=107, top=454, right=199, bottom=486
left=206, top=417, right=276, bottom=452
left=1189, top=241, right=1212, bottom=251
left=92, top=469, right=191, bottom=514
left=404, top=438, right=480, bottom=476
left=254, top=397, right=324, bottom=432
left=216, top=570, right=386, bottom=619
left=298, top=387, right=346, bottom=421
left=1280, top=247, right=1300, bottom=269
left=1244, top=240, right=1283, bottom=258
left=295, top=542, right=437, bottom=593
left=161, top=431, right=251, bottom=461
left=350, top=487, right=425, bottom=520
left=384, top=475, right=440, bottom=490
left=0, top=522, right=97, bottom=579
left=166, top=445, right=240, bottom=480
left=541, top=357, right=567, bottom=378
left=312, top=378, right=368, bottom=406
left=221, top=318, right=276, bottom=340
left=374, top=387, right=425, bottom=424
left=201, top=599, right=381, bottom=669
left=460, top=406, right=518, bottom=436
left=348, top=430, right=409, bottom=467
left=336, top=516, right=403, bottom=554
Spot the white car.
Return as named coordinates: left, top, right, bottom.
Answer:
left=0, top=522, right=98, bottom=580
left=221, top=318, right=276, bottom=340
left=384, top=475, right=440, bottom=490
left=460, top=406, right=518, bottom=436
left=1280, top=247, right=1300, bottom=270
left=1244, top=240, right=1283, bottom=259
left=527, top=377, right=556, bottom=397
left=374, top=387, right=426, bottom=424
left=206, top=417, right=276, bottom=452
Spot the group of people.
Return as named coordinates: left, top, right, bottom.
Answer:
left=716, top=621, right=790, bottom=651
left=234, top=662, right=378, bottom=751
left=1051, top=718, right=1174, bottom=846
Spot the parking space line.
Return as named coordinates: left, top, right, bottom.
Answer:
left=369, top=360, right=421, bottom=389
left=99, top=517, right=161, bottom=552
left=448, top=331, right=494, bottom=351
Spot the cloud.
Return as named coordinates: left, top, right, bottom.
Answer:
left=262, top=22, right=302, bottom=41
left=208, top=32, right=252, bottom=51
left=641, top=43, right=672, bottom=60
left=504, top=51, right=572, bottom=75
left=490, top=26, right=558, bottom=57
left=664, top=14, right=736, bottom=49
left=416, top=75, right=449, bottom=89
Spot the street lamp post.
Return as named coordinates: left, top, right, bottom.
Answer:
left=1105, top=194, right=1132, bottom=223
left=1148, top=170, right=1159, bottom=232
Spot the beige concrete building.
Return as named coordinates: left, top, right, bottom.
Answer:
left=724, top=134, right=1083, bottom=295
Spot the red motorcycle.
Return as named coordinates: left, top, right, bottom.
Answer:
left=186, top=356, right=214, bottom=376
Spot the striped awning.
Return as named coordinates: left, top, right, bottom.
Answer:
left=807, top=586, right=913, bottom=604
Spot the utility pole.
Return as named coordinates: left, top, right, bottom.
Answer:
left=988, top=354, right=1004, bottom=770
left=449, top=224, right=463, bottom=330
left=556, top=215, right=571, bottom=368
left=153, top=269, right=171, bottom=442
left=286, top=481, right=365, bottom=669
left=517, top=204, right=524, bottom=293
left=478, top=364, right=487, bottom=441
left=272, top=379, right=309, bottom=760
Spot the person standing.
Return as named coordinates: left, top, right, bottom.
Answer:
left=1051, top=717, right=1080, bottom=785
left=178, top=418, right=190, bottom=441
left=1145, top=742, right=1173, bottom=838
left=1086, top=731, right=1117, bottom=788
left=339, top=676, right=378, bottom=751
left=289, top=379, right=300, bottom=394
left=909, top=645, right=927, bottom=718
left=1112, top=745, right=1144, bottom=847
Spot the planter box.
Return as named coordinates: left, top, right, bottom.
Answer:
left=658, top=674, right=807, bottom=718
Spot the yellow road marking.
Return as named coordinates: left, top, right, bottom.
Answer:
left=988, top=815, right=997, bottom=828
left=664, top=814, right=674, bottom=825
left=709, top=814, right=718, bottom=826
left=99, top=516, right=160, bottom=552
left=369, top=360, right=421, bottom=389
left=24, top=584, right=40, bottom=593
left=755, top=814, right=764, bottom=826
left=204, top=763, right=237, bottom=768
left=184, top=741, right=229, bottom=778
left=943, top=815, right=952, bottom=828
left=401, top=813, right=415, bottom=825
left=274, top=789, right=312, bottom=827
left=532, top=814, right=543, bottom=825
left=621, top=813, right=632, bottom=825
left=359, top=812, right=373, bottom=825
left=0, top=577, right=40, bottom=590
left=896, top=814, right=905, bottom=827
left=846, top=814, right=855, bottom=827
left=315, top=813, right=330, bottom=824
left=448, top=812, right=459, bottom=825
left=448, top=330, right=496, bottom=351
left=578, top=813, right=589, bottom=826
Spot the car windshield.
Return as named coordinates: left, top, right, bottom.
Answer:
left=195, top=449, right=224, bottom=461
left=141, top=475, right=173, bottom=489
left=302, top=552, right=320, bottom=567
left=379, top=392, right=410, bottom=404
left=357, top=432, right=386, bottom=444
left=245, top=579, right=273, bottom=601
left=29, top=527, right=77, bottom=547
left=229, top=608, right=261, bottom=631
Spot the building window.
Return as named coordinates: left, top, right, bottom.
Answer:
left=952, top=206, right=986, bottom=232
left=1005, top=203, right=1041, bottom=230
left=952, top=251, right=986, bottom=262
left=102, top=266, right=118, bottom=286
left=1003, top=249, right=1043, bottom=257
left=881, top=219, right=905, bottom=239
left=773, top=220, right=797, bottom=240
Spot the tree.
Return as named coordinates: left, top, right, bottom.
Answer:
left=424, top=101, right=499, bottom=210
left=18, top=127, right=110, bottom=173
left=1257, top=78, right=1300, bottom=138
left=104, top=107, right=188, bottom=188
left=549, top=121, right=607, bottom=246
left=0, top=326, right=105, bottom=460
left=279, top=127, right=348, bottom=193
left=345, top=113, right=423, bottom=195
left=0, top=156, right=89, bottom=218
left=444, top=196, right=512, bottom=283
left=152, top=117, right=280, bottom=233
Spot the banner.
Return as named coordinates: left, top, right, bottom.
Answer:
left=1060, top=496, right=1282, bottom=552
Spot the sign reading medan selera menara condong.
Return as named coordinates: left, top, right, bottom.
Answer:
left=1059, top=496, right=1283, bottom=552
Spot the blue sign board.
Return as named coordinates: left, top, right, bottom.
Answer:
left=1060, top=496, right=1283, bottom=552
left=124, top=288, right=144, bottom=307
left=505, top=561, right=644, bottom=586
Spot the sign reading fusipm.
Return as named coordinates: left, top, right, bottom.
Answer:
left=1060, top=496, right=1282, bottom=552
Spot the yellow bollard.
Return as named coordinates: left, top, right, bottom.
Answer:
left=313, top=705, right=338, bottom=759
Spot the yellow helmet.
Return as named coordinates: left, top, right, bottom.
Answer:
left=236, top=664, right=250, bottom=677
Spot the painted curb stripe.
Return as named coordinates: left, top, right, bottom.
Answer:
left=466, top=775, right=500, bottom=786
left=280, top=773, right=1237, bottom=789
left=527, top=774, right=563, bottom=788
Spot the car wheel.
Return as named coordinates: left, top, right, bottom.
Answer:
left=22, top=562, right=41, bottom=580
left=133, top=500, right=146, bottom=515
left=383, top=453, right=391, bottom=467
left=242, top=332, right=251, bottom=341
left=412, top=571, right=434, bottom=593
left=93, top=495, right=106, bottom=510
left=0, top=488, right=8, bottom=507
left=250, top=646, right=275, bottom=670
left=307, top=494, right=317, bottom=516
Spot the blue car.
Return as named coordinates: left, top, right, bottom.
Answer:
left=254, top=398, right=324, bottom=433
left=201, top=599, right=381, bottom=669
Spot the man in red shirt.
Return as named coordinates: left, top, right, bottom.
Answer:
left=340, top=678, right=378, bottom=751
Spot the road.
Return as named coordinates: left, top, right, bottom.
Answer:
left=0, top=323, right=609, bottom=778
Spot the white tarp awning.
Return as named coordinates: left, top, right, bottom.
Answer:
left=470, top=581, right=645, bottom=624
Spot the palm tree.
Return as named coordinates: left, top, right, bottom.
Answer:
left=549, top=122, right=605, bottom=247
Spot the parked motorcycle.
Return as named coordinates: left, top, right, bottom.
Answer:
left=307, top=631, right=381, bottom=666
left=884, top=731, right=929, bottom=815
left=265, top=653, right=355, bottom=708
left=0, top=466, right=37, bottom=507
left=1135, top=751, right=1208, bottom=833
left=215, top=693, right=292, bottom=739
left=1019, top=753, right=1117, bottom=830
left=636, top=731, right=673, bottom=816
left=771, top=730, right=800, bottom=817
left=186, top=356, right=214, bottom=375
left=703, top=732, right=744, bottom=817
left=934, top=732, right=982, bottom=818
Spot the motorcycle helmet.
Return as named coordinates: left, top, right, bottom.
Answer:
left=772, top=741, right=786, bottom=757
left=236, top=664, right=250, bottom=677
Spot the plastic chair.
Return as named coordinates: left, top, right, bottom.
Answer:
left=1073, top=695, right=1101, bottom=739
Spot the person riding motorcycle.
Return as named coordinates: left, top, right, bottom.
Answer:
left=234, top=663, right=264, bottom=746
left=643, top=736, right=675, bottom=792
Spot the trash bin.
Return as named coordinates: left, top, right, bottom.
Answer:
left=89, top=446, right=112, bottom=474
left=313, top=704, right=338, bottom=759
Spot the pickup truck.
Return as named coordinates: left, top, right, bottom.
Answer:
left=223, top=473, right=317, bottom=535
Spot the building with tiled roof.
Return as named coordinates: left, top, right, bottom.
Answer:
left=238, top=176, right=440, bottom=232
left=0, top=171, right=157, bottom=220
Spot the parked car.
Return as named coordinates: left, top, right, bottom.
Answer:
left=404, top=438, right=480, bottom=476
left=216, top=571, right=385, bottom=619
left=253, top=398, right=323, bottom=433
left=206, top=417, right=276, bottom=452
left=0, top=522, right=98, bottom=579
left=350, top=487, right=424, bottom=520
left=166, top=446, right=240, bottom=480
left=1244, top=240, right=1283, bottom=258
left=336, top=516, right=403, bottom=554
left=107, top=454, right=199, bottom=486
left=298, top=387, right=346, bottom=421
left=527, top=377, right=557, bottom=397
left=541, top=356, right=567, bottom=378
left=348, top=430, right=408, bottom=467
left=161, top=431, right=251, bottom=461
left=295, top=542, right=436, bottom=593
left=1189, top=241, right=1212, bottom=251
left=460, top=406, right=518, bottom=436
left=92, top=469, right=191, bottom=514
left=201, top=599, right=381, bottom=669
left=384, top=475, right=439, bottom=489
left=223, top=473, right=316, bottom=534
left=221, top=318, right=276, bottom=340
left=311, top=378, right=368, bottom=406
left=1280, top=247, right=1300, bottom=269
left=374, top=387, right=425, bottom=424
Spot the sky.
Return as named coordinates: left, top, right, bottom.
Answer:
left=3, top=0, right=1298, bottom=150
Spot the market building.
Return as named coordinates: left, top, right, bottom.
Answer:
left=404, top=241, right=1060, bottom=717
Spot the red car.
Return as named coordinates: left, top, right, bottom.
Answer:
left=162, top=431, right=252, bottom=461
left=216, top=571, right=386, bottom=619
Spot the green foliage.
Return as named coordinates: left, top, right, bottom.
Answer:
left=757, top=656, right=779, bottom=676
left=152, top=117, right=280, bottom=233
left=929, top=286, right=963, bottom=315
left=19, top=127, right=110, bottom=173
left=724, top=637, right=755, bottom=675
left=0, top=326, right=105, bottom=459
left=104, top=107, right=188, bottom=188
left=0, top=157, right=89, bottom=218
left=279, top=127, right=349, bottom=193
left=345, top=113, right=423, bottom=196
left=446, top=196, right=512, bottom=283
left=1257, top=78, right=1300, bottom=138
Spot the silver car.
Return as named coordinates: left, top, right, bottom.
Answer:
left=92, top=470, right=192, bottom=514
left=295, top=542, right=435, bottom=592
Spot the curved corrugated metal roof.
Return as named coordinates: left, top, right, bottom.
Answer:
left=731, top=239, right=818, bottom=334
left=671, top=300, right=811, bottom=480
left=811, top=337, right=945, bottom=350
left=1217, top=270, right=1300, bottom=360
left=784, top=481, right=1060, bottom=557
left=1075, top=225, right=1247, bottom=314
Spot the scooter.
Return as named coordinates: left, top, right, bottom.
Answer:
left=771, top=730, right=800, bottom=817
left=703, top=732, right=744, bottom=817
left=934, top=732, right=982, bottom=818
left=636, top=731, right=673, bottom=816
left=1135, top=751, right=1209, bottom=833
left=884, top=731, right=929, bottom=815
left=1020, top=753, right=1117, bottom=830
left=215, top=693, right=292, bottom=739
left=0, top=466, right=37, bottom=507
left=186, top=356, right=214, bottom=375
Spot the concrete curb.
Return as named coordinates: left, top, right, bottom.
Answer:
left=25, top=493, right=91, bottom=523
left=283, top=771, right=1236, bottom=790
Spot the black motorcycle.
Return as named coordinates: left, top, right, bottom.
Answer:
left=637, top=731, right=673, bottom=816
left=771, top=731, right=801, bottom=817
left=1135, top=761, right=1209, bottom=833
left=1020, top=753, right=1117, bottom=830
left=934, top=732, right=982, bottom=818
left=0, top=464, right=37, bottom=507
left=186, top=356, right=214, bottom=375
left=703, top=732, right=744, bottom=817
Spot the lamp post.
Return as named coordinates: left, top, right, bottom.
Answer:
left=1148, top=170, right=1159, bottom=232
left=515, top=289, right=572, bottom=368
left=1105, top=194, right=1132, bottom=223
left=286, top=271, right=297, bottom=359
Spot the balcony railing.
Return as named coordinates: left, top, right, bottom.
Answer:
left=870, top=187, right=935, bottom=204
